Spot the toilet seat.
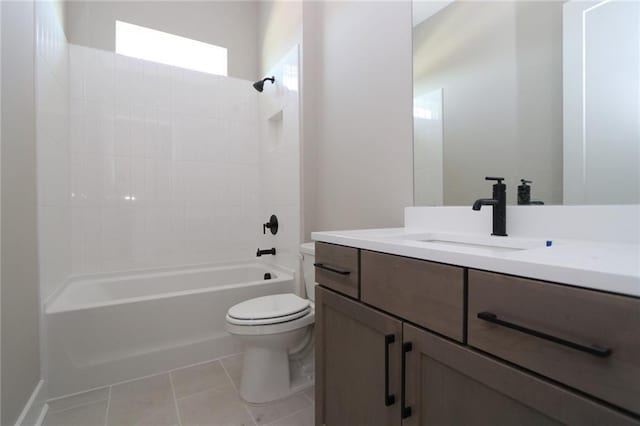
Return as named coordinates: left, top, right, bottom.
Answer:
left=227, top=294, right=310, bottom=324
left=225, top=293, right=315, bottom=336
left=226, top=308, right=315, bottom=336
left=227, top=306, right=311, bottom=326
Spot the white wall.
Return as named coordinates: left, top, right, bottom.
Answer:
left=1, top=2, right=41, bottom=424
left=258, top=1, right=302, bottom=76
left=413, top=1, right=563, bottom=206
left=65, top=1, right=260, bottom=81
left=303, top=1, right=414, bottom=234
left=35, top=0, right=71, bottom=412
left=257, top=46, right=302, bottom=290
left=69, top=45, right=261, bottom=275
left=36, top=0, right=71, bottom=303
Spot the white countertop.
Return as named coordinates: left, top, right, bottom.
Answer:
left=311, top=227, right=640, bottom=297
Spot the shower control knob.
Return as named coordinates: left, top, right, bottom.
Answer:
left=263, top=215, right=279, bottom=235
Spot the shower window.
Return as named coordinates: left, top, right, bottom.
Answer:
left=115, top=21, right=228, bottom=76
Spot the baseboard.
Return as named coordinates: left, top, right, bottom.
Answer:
left=14, top=380, right=47, bottom=426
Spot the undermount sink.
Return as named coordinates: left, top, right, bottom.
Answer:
left=389, top=232, right=547, bottom=253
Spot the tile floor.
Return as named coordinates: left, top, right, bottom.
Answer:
left=44, top=353, right=314, bottom=426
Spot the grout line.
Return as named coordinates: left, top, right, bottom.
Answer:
left=242, top=404, right=259, bottom=426
left=240, top=397, right=258, bottom=426
left=219, top=357, right=240, bottom=394
left=102, top=352, right=242, bottom=391
left=303, top=392, right=314, bottom=404
left=168, top=351, right=243, bottom=375
left=219, top=357, right=257, bottom=426
left=263, top=407, right=309, bottom=426
left=47, top=352, right=246, bottom=424
left=103, top=386, right=112, bottom=426
left=173, top=384, right=233, bottom=403
left=106, top=369, right=172, bottom=390
left=47, top=385, right=110, bottom=405
left=168, top=372, right=183, bottom=426
left=48, top=397, right=109, bottom=415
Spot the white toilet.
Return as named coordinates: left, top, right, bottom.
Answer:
left=225, top=242, right=316, bottom=403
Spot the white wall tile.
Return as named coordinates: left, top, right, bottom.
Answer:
left=257, top=47, right=302, bottom=289
left=85, top=47, right=115, bottom=104
left=69, top=45, right=264, bottom=274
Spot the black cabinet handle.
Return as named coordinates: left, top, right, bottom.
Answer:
left=401, top=342, right=412, bottom=419
left=384, top=334, right=395, bottom=407
left=313, top=263, right=351, bottom=276
left=477, top=312, right=611, bottom=358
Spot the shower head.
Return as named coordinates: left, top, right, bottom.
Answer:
left=253, top=76, right=275, bottom=92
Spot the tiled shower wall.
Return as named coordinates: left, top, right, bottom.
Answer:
left=36, top=0, right=71, bottom=301
left=69, top=45, right=261, bottom=274
left=258, top=46, right=302, bottom=292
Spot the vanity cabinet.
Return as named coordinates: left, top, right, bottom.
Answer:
left=315, top=245, right=640, bottom=425
left=402, top=323, right=637, bottom=426
left=315, top=286, right=402, bottom=426
left=315, top=242, right=360, bottom=298
left=468, top=270, right=640, bottom=414
left=361, top=250, right=464, bottom=342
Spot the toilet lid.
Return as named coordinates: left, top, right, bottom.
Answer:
left=228, top=294, right=310, bottom=321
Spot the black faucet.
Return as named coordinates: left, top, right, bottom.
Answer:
left=472, top=177, right=507, bottom=236
left=256, top=248, right=276, bottom=257
left=517, top=179, right=544, bottom=205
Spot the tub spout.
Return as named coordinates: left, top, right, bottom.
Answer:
left=256, top=248, right=276, bottom=257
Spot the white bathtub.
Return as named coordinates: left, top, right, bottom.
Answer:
left=46, top=263, right=295, bottom=398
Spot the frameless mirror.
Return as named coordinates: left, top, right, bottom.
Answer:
left=412, top=0, right=639, bottom=206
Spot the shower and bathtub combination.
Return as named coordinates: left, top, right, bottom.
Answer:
left=46, top=263, right=295, bottom=397
left=40, top=36, right=305, bottom=402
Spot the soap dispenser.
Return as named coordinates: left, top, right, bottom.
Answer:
left=518, top=179, right=544, bottom=205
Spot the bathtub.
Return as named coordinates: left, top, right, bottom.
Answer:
left=46, top=262, right=295, bottom=398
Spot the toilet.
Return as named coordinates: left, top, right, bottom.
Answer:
left=225, top=242, right=316, bottom=403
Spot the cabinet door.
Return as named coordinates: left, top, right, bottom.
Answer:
left=316, top=286, right=402, bottom=426
left=468, top=269, right=640, bottom=414
left=403, top=323, right=639, bottom=426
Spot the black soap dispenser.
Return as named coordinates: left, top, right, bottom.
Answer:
left=518, top=179, right=544, bottom=205
left=518, top=179, right=532, bottom=205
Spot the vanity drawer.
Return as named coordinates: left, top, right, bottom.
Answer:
left=315, top=242, right=360, bottom=298
left=468, top=269, right=640, bottom=414
left=361, top=250, right=464, bottom=342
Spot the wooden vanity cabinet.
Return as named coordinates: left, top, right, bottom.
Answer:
left=361, top=250, right=464, bottom=342
left=314, top=242, right=360, bottom=298
left=315, top=246, right=640, bottom=425
left=403, top=323, right=637, bottom=426
left=316, top=286, right=402, bottom=426
left=468, top=269, right=640, bottom=414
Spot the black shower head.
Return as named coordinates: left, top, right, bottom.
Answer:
left=253, top=76, right=275, bottom=92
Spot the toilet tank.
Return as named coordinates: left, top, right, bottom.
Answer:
left=300, top=242, right=316, bottom=301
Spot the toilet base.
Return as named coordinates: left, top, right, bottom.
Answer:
left=237, top=328, right=315, bottom=404
left=240, top=346, right=291, bottom=403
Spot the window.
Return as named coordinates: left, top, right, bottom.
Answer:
left=115, top=21, right=227, bottom=76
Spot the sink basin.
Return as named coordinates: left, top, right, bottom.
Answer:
left=389, top=232, right=547, bottom=253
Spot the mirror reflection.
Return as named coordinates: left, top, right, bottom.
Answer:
left=412, top=0, right=640, bottom=206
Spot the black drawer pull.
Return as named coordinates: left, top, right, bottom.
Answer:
left=477, top=312, right=612, bottom=358
left=384, top=334, right=395, bottom=407
left=401, top=342, right=412, bottom=419
left=314, top=263, right=351, bottom=275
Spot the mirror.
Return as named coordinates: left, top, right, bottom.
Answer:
left=412, top=0, right=639, bottom=206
